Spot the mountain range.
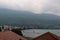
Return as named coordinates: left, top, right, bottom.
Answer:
left=0, top=8, right=60, bottom=29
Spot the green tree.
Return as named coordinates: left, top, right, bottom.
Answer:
left=11, top=29, right=23, bottom=36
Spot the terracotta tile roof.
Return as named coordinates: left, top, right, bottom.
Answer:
left=33, top=32, right=60, bottom=40
left=0, top=31, right=27, bottom=40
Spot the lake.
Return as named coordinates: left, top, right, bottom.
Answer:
left=21, top=29, right=60, bottom=38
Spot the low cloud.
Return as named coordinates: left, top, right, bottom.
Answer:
left=0, top=0, right=60, bottom=15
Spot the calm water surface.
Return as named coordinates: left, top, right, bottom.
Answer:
left=22, top=29, right=60, bottom=38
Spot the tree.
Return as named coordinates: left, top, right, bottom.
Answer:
left=11, top=29, right=23, bottom=36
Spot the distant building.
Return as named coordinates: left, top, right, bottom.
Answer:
left=33, top=32, right=60, bottom=40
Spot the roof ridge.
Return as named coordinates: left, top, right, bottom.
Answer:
left=9, top=31, right=27, bottom=38
left=48, top=32, right=59, bottom=40
left=33, top=32, right=60, bottom=40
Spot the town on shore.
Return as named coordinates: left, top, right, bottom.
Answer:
left=0, top=25, right=60, bottom=40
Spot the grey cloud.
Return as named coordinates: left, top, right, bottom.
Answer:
left=0, top=0, right=60, bottom=16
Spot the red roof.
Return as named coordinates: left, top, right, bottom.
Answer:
left=0, top=31, right=27, bottom=40
left=33, top=32, right=60, bottom=40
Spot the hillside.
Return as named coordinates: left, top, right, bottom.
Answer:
left=0, top=8, right=60, bottom=29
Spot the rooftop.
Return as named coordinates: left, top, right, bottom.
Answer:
left=33, top=32, right=60, bottom=40
left=0, top=31, right=27, bottom=40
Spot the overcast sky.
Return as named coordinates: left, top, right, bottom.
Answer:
left=0, top=0, right=60, bottom=16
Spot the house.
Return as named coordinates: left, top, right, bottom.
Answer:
left=0, top=31, right=27, bottom=40
left=33, top=32, right=60, bottom=40
left=0, top=26, right=27, bottom=40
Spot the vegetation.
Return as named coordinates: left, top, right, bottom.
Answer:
left=0, top=27, right=1, bottom=31
left=11, top=29, right=23, bottom=36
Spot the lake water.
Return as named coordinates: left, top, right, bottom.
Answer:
left=21, top=29, right=60, bottom=38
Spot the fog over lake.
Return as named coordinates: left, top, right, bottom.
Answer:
left=22, top=29, right=60, bottom=38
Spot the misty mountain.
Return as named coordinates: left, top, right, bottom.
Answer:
left=0, top=8, right=60, bottom=28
